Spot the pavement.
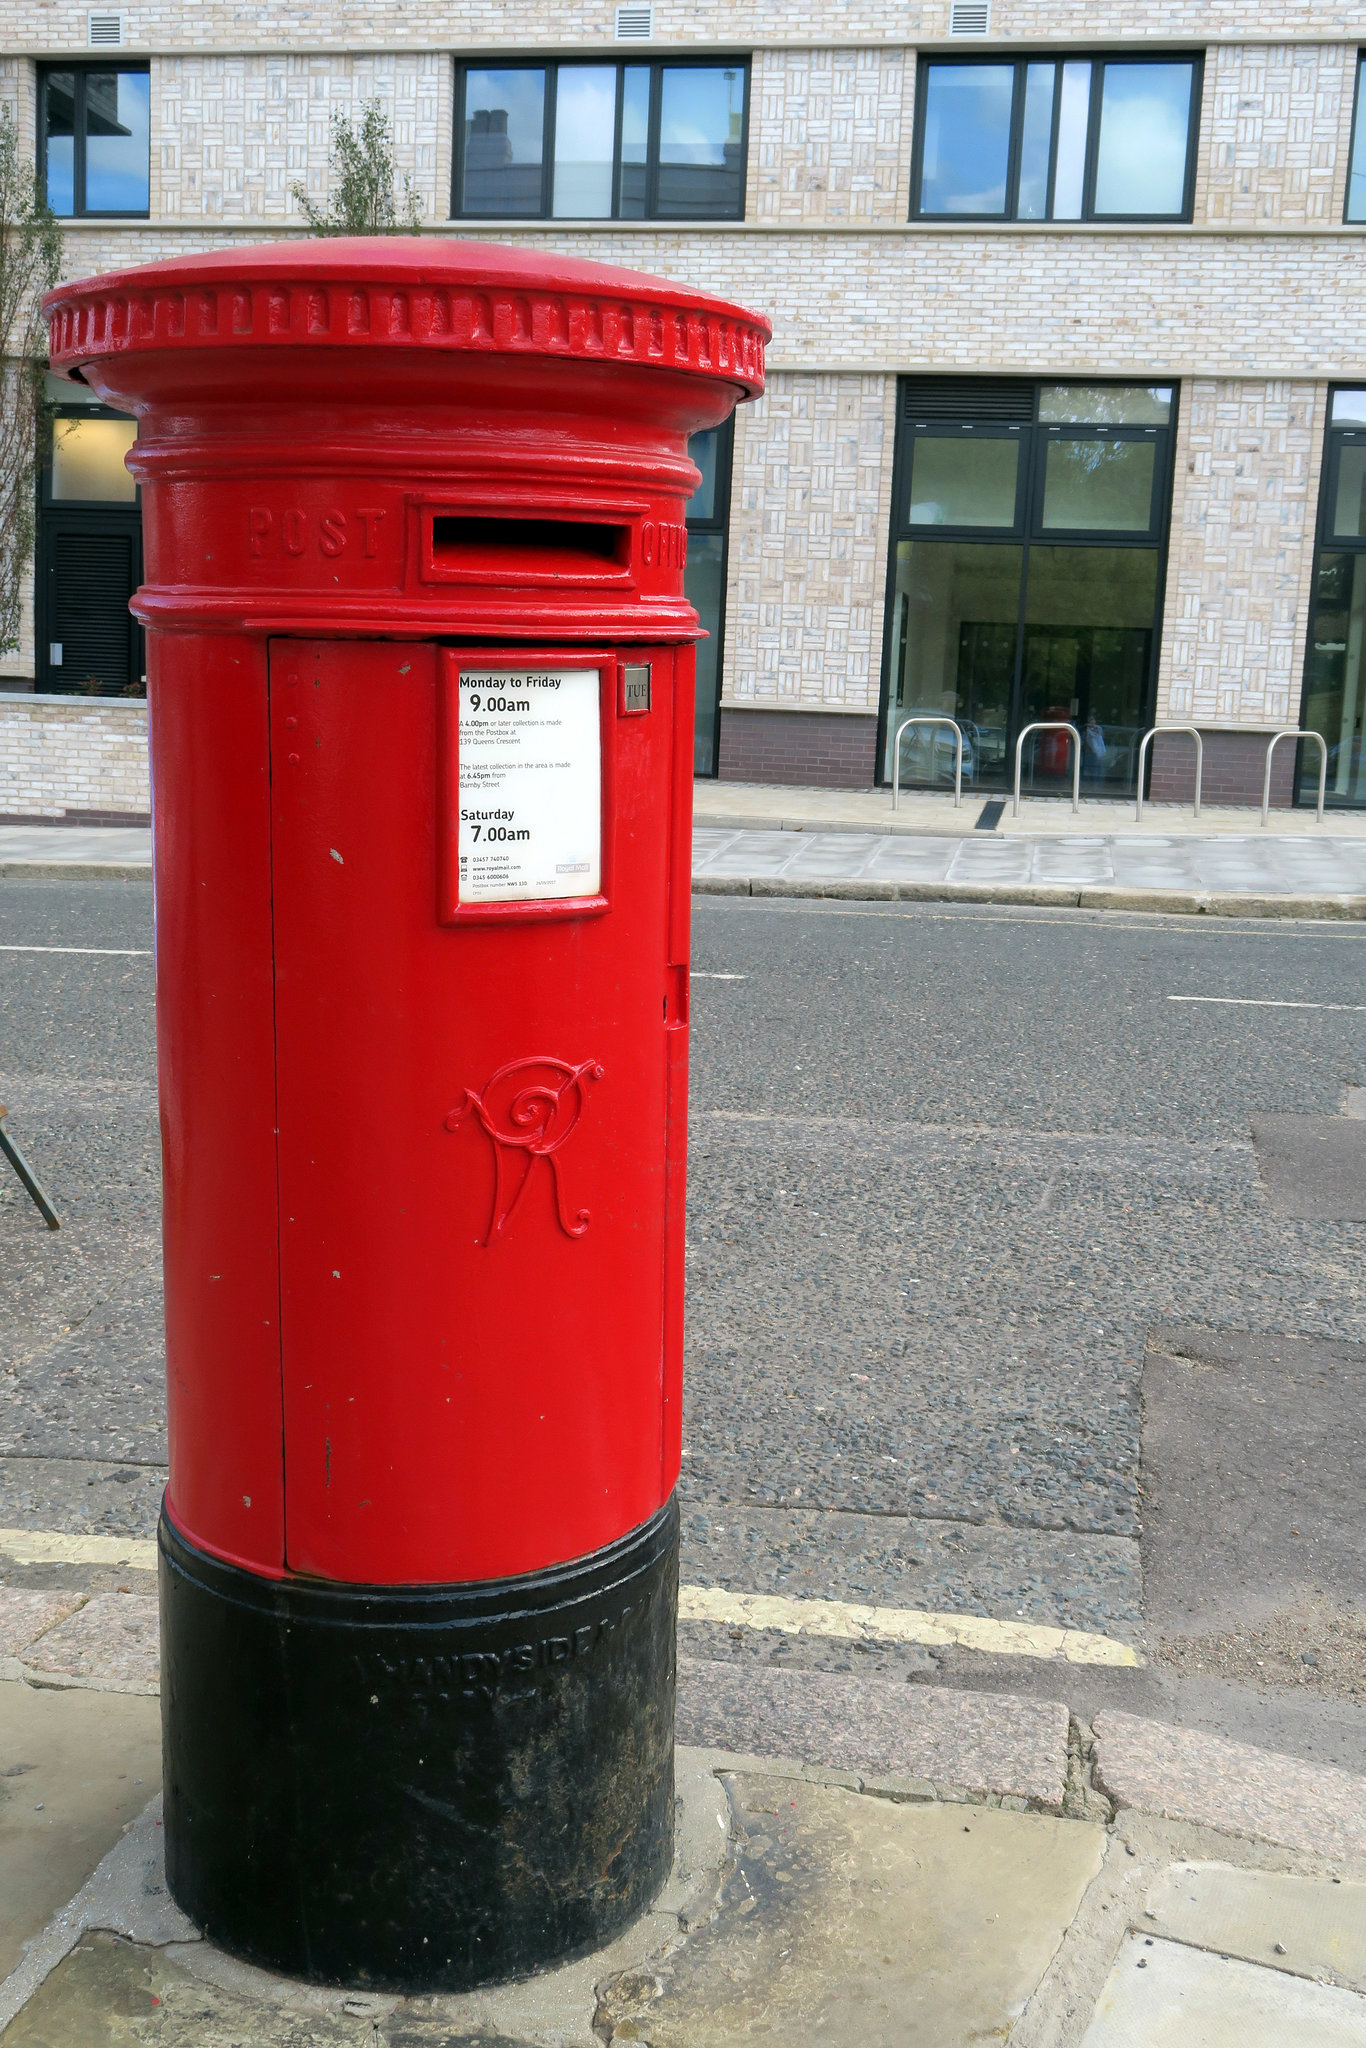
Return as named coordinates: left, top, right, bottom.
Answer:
left=1, top=1615, right=1366, bottom=2043
left=10, top=782, right=1366, bottom=914
left=3, top=871, right=1366, bottom=2038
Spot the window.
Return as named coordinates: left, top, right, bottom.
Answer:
left=883, top=379, right=1176, bottom=798
left=1300, top=389, right=1366, bottom=807
left=912, top=55, right=1200, bottom=222
left=37, top=384, right=144, bottom=697
left=40, top=64, right=150, bottom=217
left=685, top=418, right=734, bottom=776
left=453, top=59, right=748, bottom=220
left=1347, top=56, right=1366, bottom=221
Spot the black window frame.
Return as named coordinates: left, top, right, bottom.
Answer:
left=451, top=55, right=750, bottom=222
left=685, top=413, right=734, bottom=778
left=877, top=377, right=1180, bottom=792
left=910, top=51, right=1203, bottom=225
left=38, top=60, right=152, bottom=221
left=1346, top=55, right=1366, bottom=224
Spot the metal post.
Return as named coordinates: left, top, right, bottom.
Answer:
left=1262, top=729, right=1327, bottom=826
left=1136, top=725, right=1204, bottom=823
left=892, top=715, right=964, bottom=811
left=1013, top=722, right=1081, bottom=818
left=0, top=1106, right=60, bottom=1230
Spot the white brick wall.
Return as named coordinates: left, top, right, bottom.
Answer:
left=10, top=9, right=1366, bottom=761
left=1196, top=45, right=1352, bottom=226
left=724, top=372, right=893, bottom=714
left=1157, top=379, right=1325, bottom=730
left=0, top=696, right=150, bottom=818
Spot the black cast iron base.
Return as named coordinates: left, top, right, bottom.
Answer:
left=159, top=1499, right=679, bottom=1992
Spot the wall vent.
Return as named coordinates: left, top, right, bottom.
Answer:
left=949, top=1, right=991, bottom=32
left=902, top=376, right=1034, bottom=422
left=87, top=10, right=124, bottom=43
left=615, top=3, right=653, bottom=38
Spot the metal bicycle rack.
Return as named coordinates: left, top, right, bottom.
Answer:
left=1135, top=725, right=1203, bottom=823
left=1262, top=729, right=1326, bottom=826
left=1013, top=721, right=1080, bottom=817
left=892, top=715, right=964, bottom=811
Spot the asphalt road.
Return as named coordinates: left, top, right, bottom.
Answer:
left=2, top=879, right=1364, bottom=1765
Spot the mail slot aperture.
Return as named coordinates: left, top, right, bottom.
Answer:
left=424, top=511, right=632, bottom=585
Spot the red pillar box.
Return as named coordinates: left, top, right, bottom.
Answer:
left=45, top=242, right=767, bottom=1992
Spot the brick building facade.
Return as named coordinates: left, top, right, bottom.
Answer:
left=3, top=0, right=1365, bottom=807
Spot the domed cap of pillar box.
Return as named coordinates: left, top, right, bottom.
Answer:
left=43, top=236, right=769, bottom=399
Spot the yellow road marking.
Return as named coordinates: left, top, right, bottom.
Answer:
left=679, top=1584, right=1143, bottom=1667
left=0, top=1529, right=157, bottom=1570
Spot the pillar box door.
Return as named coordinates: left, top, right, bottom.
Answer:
left=44, top=239, right=767, bottom=1993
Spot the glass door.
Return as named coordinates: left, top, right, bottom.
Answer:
left=882, top=381, right=1175, bottom=797
left=1302, top=391, right=1366, bottom=807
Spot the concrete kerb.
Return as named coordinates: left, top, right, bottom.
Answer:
left=0, top=861, right=153, bottom=881
left=694, top=875, right=1366, bottom=919
left=5, top=862, right=1366, bottom=919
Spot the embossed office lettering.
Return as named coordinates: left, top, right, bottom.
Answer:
left=248, top=505, right=387, bottom=560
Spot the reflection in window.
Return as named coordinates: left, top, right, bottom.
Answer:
left=889, top=541, right=1024, bottom=786
left=1347, top=59, right=1366, bottom=223
left=1303, top=553, right=1366, bottom=803
left=657, top=67, right=746, bottom=218
left=1041, top=438, right=1157, bottom=531
left=1021, top=546, right=1159, bottom=791
left=1016, top=64, right=1055, bottom=220
left=1333, top=445, right=1366, bottom=540
left=553, top=67, right=616, bottom=218
left=908, top=436, right=1019, bottom=526
left=1039, top=385, right=1172, bottom=425
left=50, top=417, right=138, bottom=503
left=1093, top=62, right=1195, bottom=216
left=913, top=55, right=1199, bottom=222
left=42, top=66, right=150, bottom=217
left=461, top=68, right=546, bottom=215
left=454, top=60, right=748, bottom=221
left=917, top=65, right=1014, bottom=215
left=619, top=66, right=651, bottom=218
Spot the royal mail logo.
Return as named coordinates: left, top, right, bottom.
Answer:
left=445, top=1056, right=602, bottom=1246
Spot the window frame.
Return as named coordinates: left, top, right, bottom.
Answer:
left=451, top=55, right=751, bottom=222
left=909, top=51, right=1202, bottom=225
left=685, top=413, right=734, bottom=778
left=37, top=61, right=152, bottom=221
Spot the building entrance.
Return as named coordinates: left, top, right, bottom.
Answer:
left=881, top=379, right=1174, bottom=797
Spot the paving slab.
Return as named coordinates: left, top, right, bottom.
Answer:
left=22, top=1593, right=160, bottom=1689
left=630, top=1773, right=1105, bottom=2048
left=677, top=1657, right=1069, bottom=1807
left=0, top=1679, right=161, bottom=1981
left=0, top=1774, right=1104, bottom=2048
left=1093, top=1709, right=1366, bottom=1865
left=1079, top=1930, right=1366, bottom=2046
left=1146, top=1860, right=1366, bottom=1991
left=0, top=1589, right=85, bottom=1657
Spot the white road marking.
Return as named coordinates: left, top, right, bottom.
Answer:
left=693, top=972, right=748, bottom=980
left=678, top=1584, right=1143, bottom=1667
left=1168, top=995, right=1366, bottom=1011
left=0, top=944, right=151, bottom=957
left=0, top=1529, right=158, bottom=1569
